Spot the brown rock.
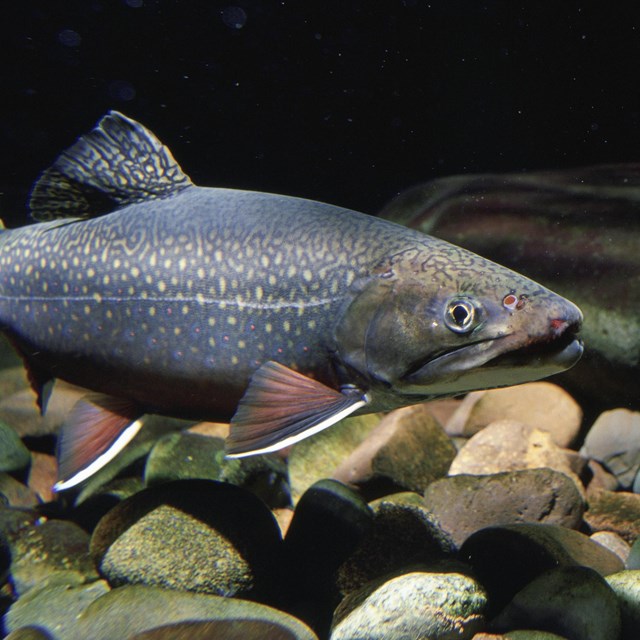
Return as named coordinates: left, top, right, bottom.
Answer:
left=585, top=460, right=620, bottom=495
left=0, top=473, right=39, bottom=508
left=423, top=468, right=585, bottom=548
left=590, top=531, right=631, bottom=565
left=446, top=383, right=582, bottom=447
left=332, top=404, right=456, bottom=494
left=584, top=490, right=640, bottom=545
left=448, top=420, right=582, bottom=493
left=27, top=452, right=57, bottom=503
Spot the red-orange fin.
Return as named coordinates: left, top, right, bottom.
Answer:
left=225, top=361, right=369, bottom=457
left=53, top=394, right=143, bottom=492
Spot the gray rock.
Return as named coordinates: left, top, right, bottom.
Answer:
left=0, top=421, right=30, bottom=473
left=445, top=383, right=582, bottom=448
left=331, top=570, right=487, bottom=640
left=4, top=580, right=110, bottom=638
left=449, top=420, right=582, bottom=493
left=288, top=413, right=382, bottom=504
left=580, top=409, right=640, bottom=489
left=606, top=570, right=640, bottom=640
left=144, top=431, right=288, bottom=506
left=459, top=523, right=624, bottom=615
left=130, top=619, right=305, bottom=639
left=0, top=473, right=39, bottom=508
left=4, top=627, right=56, bottom=640
left=491, top=566, right=621, bottom=640
left=584, top=490, right=640, bottom=545
left=590, top=531, right=631, bottom=565
left=7, top=519, right=99, bottom=596
left=423, top=468, right=585, bottom=548
left=337, top=492, right=455, bottom=596
left=504, top=633, right=570, bottom=639
left=90, top=479, right=282, bottom=599
left=5, top=583, right=317, bottom=640
left=332, top=404, right=456, bottom=494
left=628, top=537, right=640, bottom=570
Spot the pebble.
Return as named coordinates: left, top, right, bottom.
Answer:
left=605, top=570, right=640, bottom=640
left=491, top=566, right=621, bottom=640
left=448, top=420, right=581, bottom=492
left=459, top=523, right=624, bottom=615
left=331, top=404, right=456, bottom=495
left=26, top=452, right=57, bottom=504
left=0, top=474, right=38, bottom=508
left=331, top=570, right=487, bottom=640
left=144, top=431, right=288, bottom=506
left=288, top=413, right=382, bottom=503
left=628, top=538, right=640, bottom=569
left=424, top=468, right=585, bottom=548
left=90, top=479, right=282, bottom=599
left=336, top=491, right=455, bottom=596
left=590, top=531, right=631, bottom=565
left=580, top=409, right=640, bottom=489
left=130, top=619, right=304, bottom=639
left=445, top=383, right=582, bottom=447
left=5, top=627, right=55, bottom=640
left=0, top=421, right=30, bottom=473
left=584, top=490, right=640, bottom=544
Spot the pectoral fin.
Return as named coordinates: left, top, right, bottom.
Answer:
left=225, top=361, right=369, bottom=458
left=54, top=394, right=143, bottom=492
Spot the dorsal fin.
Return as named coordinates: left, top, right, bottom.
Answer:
left=29, top=111, right=193, bottom=221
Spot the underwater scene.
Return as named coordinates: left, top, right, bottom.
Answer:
left=1, top=3, right=639, bottom=639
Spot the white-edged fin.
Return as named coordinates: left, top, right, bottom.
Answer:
left=225, top=361, right=368, bottom=458
left=53, top=394, right=143, bottom=492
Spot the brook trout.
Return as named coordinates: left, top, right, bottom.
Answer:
left=0, top=113, right=583, bottom=490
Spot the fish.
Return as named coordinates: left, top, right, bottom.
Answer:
left=0, top=112, right=583, bottom=491
left=379, top=165, right=640, bottom=412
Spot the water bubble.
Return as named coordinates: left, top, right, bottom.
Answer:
left=221, top=6, right=247, bottom=30
left=108, top=80, right=136, bottom=102
left=58, top=29, right=81, bottom=47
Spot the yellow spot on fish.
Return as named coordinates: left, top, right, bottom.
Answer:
left=113, top=258, right=121, bottom=269
left=231, top=355, right=239, bottom=365
left=106, top=309, right=113, bottom=319
left=174, top=327, right=181, bottom=336
left=150, top=254, right=157, bottom=267
left=303, top=269, right=313, bottom=282
left=261, top=255, right=270, bottom=268
left=255, top=285, right=263, bottom=301
left=283, top=320, right=291, bottom=332
left=265, top=322, right=272, bottom=333
left=227, top=316, right=237, bottom=326
left=208, top=317, right=216, bottom=327
left=158, top=281, right=166, bottom=293
left=164, top=259, right=172, bottom=269
left=84, top=305, right=91, bottom=315
left=197, top=267, right=205, bottom=279
left=149, top=307, right=156, bottom=317
left=93, top=292, right=103, bottom=303
left=288, top=265, right=297, bottom=278
left=219, top=276, right=226, bottom=295
left=131, top=266, right=140, bottom=278
left=179, top=258, right=187, bottom=271
left=87, top=268, right=96, bottom=278
left=268, top=274, right=277, bottom=286
left=103, top=275, right=111, bottom=285
left=308, top=319, right=317, bottom=330
left=208, top=337, right=216, bottom=347
left=182, top=305, right=189, bottom=315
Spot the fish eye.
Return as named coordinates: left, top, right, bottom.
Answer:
left=444, top=298, right=477, bottom=334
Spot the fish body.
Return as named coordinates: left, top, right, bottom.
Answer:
left=0, top=113, right=583, bottom=489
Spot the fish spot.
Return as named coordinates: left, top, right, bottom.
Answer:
left=174, top=327, right=181, bottom=336
left=208, top=317, right=216, bottom=327
left=238, top=340, right=246, bottom=349
left=149, top=307, right=156, bottom=317
left=227, top=316, right=237, bottom=326
left=157, top=281, right=167, bottom=293
left=283, top=320, right=291, bottom=332
left=182, top=305, right=189, bottom=315
left=87, top=268, right=96, bottom=278
left=208, top=337, right=216, bottom=347
left=265, top=323, right=272, bottom=333
left=231, top=355, right=239, bottom=365
left=131, top=266, right=140, bottom=278
left=103, top=275, right=111, bottom=285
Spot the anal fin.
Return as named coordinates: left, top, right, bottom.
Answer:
left=225, top=361, right=369, bottom=458
left=54, top=394, right=143, bottom=492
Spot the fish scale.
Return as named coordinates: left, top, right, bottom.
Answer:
left=0, top=112, right=583, bottom=490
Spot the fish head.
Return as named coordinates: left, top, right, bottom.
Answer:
left=335, top=240, right=583, bottom=400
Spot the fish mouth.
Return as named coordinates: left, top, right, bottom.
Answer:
left=401, top=320, right=583, bottom=396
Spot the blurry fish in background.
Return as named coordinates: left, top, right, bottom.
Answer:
left=380, top=164, right=640, bottom=413
left=0, top=113, right=583, bottom=490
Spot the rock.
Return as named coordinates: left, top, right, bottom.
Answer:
left=459, top=523, right=624, bottom=615
left=4, top=580, right=111, bottom=638
left=590, top=531, right=631, bottom=565
left=336, top=492, right=455, bottom=596
left=282, top=480, right=373, bottom=635
left=144, top=431, right=288, bottom=506
left=4, top=627, right=55, bottom=640
left=130, top=619, right=305, bottom=639
left=580, top=409, right=640, bottom=489
left=331, top=570, right=487, bottom=640
left=90, top=479, right=282, bottom=599
left=0, top=474, right=38, bottom=508
left=605, top=570, right=640, bottom=640
left=503, top=633, right=571, bottom=639
left=0, top=421, right=31, bottom=473
left=26, top=453, right=57, bottom=504
left=584, top=490, right=640, bottom=544
left=6, top=583, right=317, bottom=640
left=332, top=404, right=456, bottom=495
left=448, top=420, right=581, bottom=492
left=7, top=519, right=99, bottom=596
left=446, top=383, right=582, bottom=447
left=423, top=468, right=585, bottom=548
left=628, top=537, right=640, bottom=570
left=585, top=459, right=620, bottom=494
left=288, top=414, right=382, bottom=503
left=491, top=566, right=621, bottom=640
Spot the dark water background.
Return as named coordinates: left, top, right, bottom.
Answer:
left=1, top=1, right=639, bottom=227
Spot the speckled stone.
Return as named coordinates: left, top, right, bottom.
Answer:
left=8, top=519, right=99, bottom=596
left=144, top=431, right=288, bottom=506
left=0, top=473, right=39, bottom=508
left=448, top=420, right=582, bottom=492
left=459, top=523, right=624, bottom=616
left=605, top=569, right=640, bottom=640
left=288, top=414, right=382, bottom=503
left=337, top=492, right=455, bottom=596
left=584, top=490, right=640, bottom=544
left=90, top=479, right=282, bottom=599
left=445, top=383, right=582, bottom=448
left=580, top=409, right=640, bottom=489
left=331, top=570, right=487, bottom=640
left=590, top=531, right=631, bottom=565
left=491, top=566, right=621, bottom=640
left=423, top=468, right=585, bottom=548
left=332, top=404, right=456, bottom=494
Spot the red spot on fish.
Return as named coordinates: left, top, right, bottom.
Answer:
left=223, top=335, right=229, bottom=342
left=277, top=348, right=283, bottom=354
left=167, top=307, right=172, bottom=315
left=550, top=318, right=567, bottom=332
left=250, top=324, right=255, bottom=331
